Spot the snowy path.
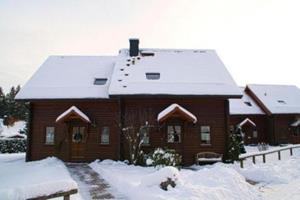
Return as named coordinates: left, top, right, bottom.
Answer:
left=66, top=163, right=123, bottom=200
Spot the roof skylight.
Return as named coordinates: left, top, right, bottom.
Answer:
left=244, top=102, right=252, bottom=107
left=94, top=78, right=107, bottom=85
left=278, top=100, right=286, bottom=104
left=146, top=72, right=160, bottom=80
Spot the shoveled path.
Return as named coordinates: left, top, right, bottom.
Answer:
left=66, top=163, right=117, bottom=199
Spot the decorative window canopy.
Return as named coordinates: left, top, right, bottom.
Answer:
left=157, top=103, right=197, bottom=124
left=56, top=106, right=91, bottom=123
left=237, top=118, right=256, bottom=128
left=291, top=118, right=300, bottom=127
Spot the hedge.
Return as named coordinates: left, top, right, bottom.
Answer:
left=0, top=138, right=27, bottom=153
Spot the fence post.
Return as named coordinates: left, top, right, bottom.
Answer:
left=262, top=154, right=266, bottom=163
left=252, top=156, right=256, bottom=164
left=290, top=148, right=293, bottom=156
left=240, top=159, right=244, bottom=168
left=278, top=151, right=281, bottom=160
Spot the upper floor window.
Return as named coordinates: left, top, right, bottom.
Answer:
left=45, top=126, right=55, bottom=145
left=200, top=126, right=211, bottom=145
left=167, top=125, right=181, bottom=143
left=101, top=127, right=110, bottom=144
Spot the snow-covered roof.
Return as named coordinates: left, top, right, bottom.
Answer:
left=229, top=87, right=265, bottom=115
left=291, top=118, right=300, bottom=127
left=15, top=56, right=116, bottom=100
left=157, top=103, right=197, bottom=123
left=247, top=84, right=300, bottom=114
left=56, top=106, right=91, bottom=123
left=109, top=49, right=242, bottom=97
left=237, top=118, right=256, bottom=127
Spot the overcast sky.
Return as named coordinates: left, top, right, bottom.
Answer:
left=1, top=0, right=300, bottom=92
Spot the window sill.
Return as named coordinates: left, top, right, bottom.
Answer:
left=200, top=144, right=212, bottom=147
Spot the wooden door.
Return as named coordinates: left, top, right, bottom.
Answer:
left=242, top=125, right=258, bottom=144
left=165, top=120, right=184, bottom=155
left=70, top=126, right=86, bottom=161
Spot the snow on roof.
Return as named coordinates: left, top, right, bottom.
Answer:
left=229, top=87, right=265, bottom=115
left=157, top=103, right=197, bottom=123
left=15, top=56, right=116, bottom=100
left=237, top=118, right=256, bottom=127
left=109, top=49, right=242, bottom=96
left=247, top=84, right=300, bottom=114
left=291, top=118, right=300, bottom=127
left=56, top=106, right=91, bottom=123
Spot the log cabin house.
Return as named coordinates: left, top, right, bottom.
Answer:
left=15, top=39, right=243, bottom=165
left=229, top=85, right=300, bottom=145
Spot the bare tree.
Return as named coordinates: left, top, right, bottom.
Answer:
left=119, top=109, right=155, bottom=165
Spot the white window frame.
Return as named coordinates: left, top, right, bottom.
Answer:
left=45, top=126, right=55, bottom=145
left=101, top=126, right=110, bottom=144
left=200, top=126, right=211, bottom=145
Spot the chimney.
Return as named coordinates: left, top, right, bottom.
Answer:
left=129, top=38, right=139, bottom=57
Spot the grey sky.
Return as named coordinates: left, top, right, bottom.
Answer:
left=1, top=0, right=300, bottom=92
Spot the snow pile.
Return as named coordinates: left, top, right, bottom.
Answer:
left=140, top=166, right=179, bottom=187
left=0, top=120, right=26, bottom=139
left=0, top=156, right=78, bottom=199
left=90, top=160, right=259, bottom=200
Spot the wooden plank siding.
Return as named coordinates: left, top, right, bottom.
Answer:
left=121, top=97, right=228, bottom=165
left=272, top=114, right=299, bottom=144
left=29, top=100, right=120, bottom=162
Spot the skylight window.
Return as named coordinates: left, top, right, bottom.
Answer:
left=244, top=102, right=252, bottom=107
left=146, top=72, right=160, bottom=80
left=278, top=100, right=286, bottom=104
left=94, top=78, right=107, bottom=85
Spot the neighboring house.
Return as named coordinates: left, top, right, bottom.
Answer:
left=229, top=88, right=268, bottom=144
left=245, top=84, right=300, bottom=145
left=15, top=39, right=242, bottom=165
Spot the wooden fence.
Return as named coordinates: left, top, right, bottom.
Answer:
left=239, top=145, right=300, bottom=168
left=27, top=189, right=78, bottom=200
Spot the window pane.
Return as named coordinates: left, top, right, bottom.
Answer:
left=45, top=127, right=55, bottom=144
left=140, top=128, right=150, bottom=145
left=167, top=125, right=181, bottom=143
left=253, top=131, right=258, bottom=138
left=101, top=127, right=110, bottom=144
left=200, top=126, right=211, bottom=144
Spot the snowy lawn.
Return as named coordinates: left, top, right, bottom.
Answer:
left=90, top=160, right=259, bottom=200
left=0, top=153, right=79, bottom=200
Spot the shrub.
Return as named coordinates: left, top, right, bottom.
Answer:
left=227, top=127, right=246, bottom=162
left=0, top=138, right=26, bottom=153
left=146, top=148, right=181, bottom=168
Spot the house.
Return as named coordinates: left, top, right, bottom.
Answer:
left=229, top=87, right=268, bottom=144
left=15, top=39, right=242, bottom=165
left=245, top=84, right=300, bottom=145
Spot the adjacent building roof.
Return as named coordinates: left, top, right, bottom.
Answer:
left=229, top=87, right=265, bottom=115
left=109, top=49, right=242, bottom=97
left=16, top=56, right=115, bottom=100
left=247, top=84, right=300, bottom=114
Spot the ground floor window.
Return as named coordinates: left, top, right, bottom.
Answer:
left=140, top=128, right=150, bottom=145
left=253, top=130, right=258, bottom=138
left=101, top=127, right=110, bottom=144
left=200, top=126, right=211, bottom=145
left=293, top=127, right=300, bottom=136
left=45, top=126, right=55, bottom=145
left=167, top=125, right=182, bottom=143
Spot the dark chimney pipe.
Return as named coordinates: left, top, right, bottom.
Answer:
left=129, top=38, right=139, bottom=57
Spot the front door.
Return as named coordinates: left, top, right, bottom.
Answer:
left=166, top=120, right=184, bottom=155
left=70, top=126, right=86, bottom=161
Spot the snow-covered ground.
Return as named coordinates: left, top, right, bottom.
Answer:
left=0, top=153, right=80, bottom=200
left=90, top=145, right=300, bottom=200
left=0, top=120, right=27, bottom=138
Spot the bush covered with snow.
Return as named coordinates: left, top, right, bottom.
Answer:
left=146, top=148, right=181, bottom=168
left=0, top=138, right=26, bottom=153
left=140, top=166, right=179, bottom=191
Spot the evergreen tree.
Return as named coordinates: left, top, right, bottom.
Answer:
left=227, top=126, right=246, bottom=162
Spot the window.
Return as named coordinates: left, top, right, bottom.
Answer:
left=101, top=127, right=110, bottom=144
left=72, top=126, right=85, bottom=143
left=167, top=125, right=181, bottom=143
left=253, top=130, right=258, bottom=138
left=146, top=72, right=160, bottom=80
left=200, top=126, right=211, bottom=145
left=244, top=101, right=252, bottom=106
left=294, top=127, right=300, bottom=136
left=45, top=127, right=55, bottom=145
left=94, top=78, right=107, bottom=85
left=140, top=128, right=150, bottom=145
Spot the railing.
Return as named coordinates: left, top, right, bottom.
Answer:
left=239, top=144, right=300, bottom=168
left=27, top=189, right=78, bottom=200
